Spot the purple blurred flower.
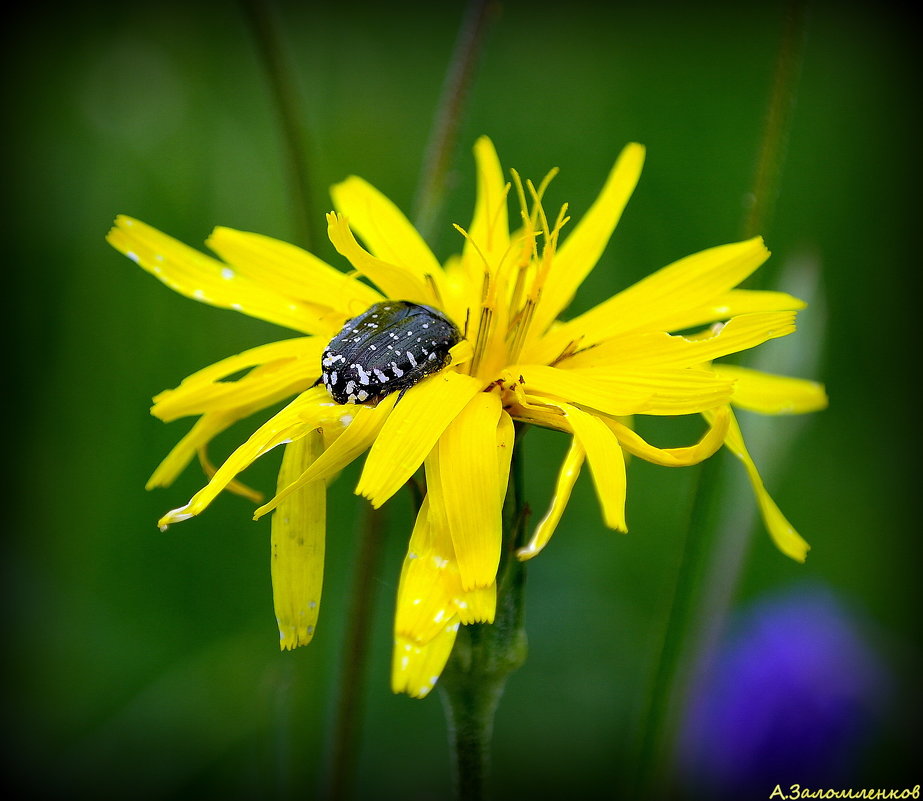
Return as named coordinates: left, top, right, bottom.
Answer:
left=677, top=583, right=888, bottom=799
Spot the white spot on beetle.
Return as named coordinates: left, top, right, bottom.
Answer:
left=407, top=351, right=418, bottom=368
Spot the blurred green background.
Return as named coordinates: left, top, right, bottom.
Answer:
left=5, top=1, right=919, bottom=799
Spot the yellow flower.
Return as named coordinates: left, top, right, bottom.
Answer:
left=107, top=137, right=827, bottom=699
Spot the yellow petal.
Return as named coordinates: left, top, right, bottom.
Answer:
left=152, top=338, right=324, bottom=423
left=606, top=406, right=730, bottom=466
left=531, top=143, right=645, bottom=335
left=107, top=216, right=336, bottom=334
left=330, top=176, right=447, bottom=296
left=461, top=136, right=511, bottom=279
left=552, top=402, right=627, bottom=531
left=706, top=407, right=810, bottom=562
left=253, top=395, right=396, bottom=520
left=529, top=236, right=770, bottom=363
left=206, top=226, right=382, bottom=319
left=157, top=387, right=338, bottom=528
left=517, top=436, right=585, bottom=561
left=515, top=364, right=734, bottom=416
left=355, top=371, right=483, bottom=507
left=428, top=391, right=504, bottom=590
left=714, top=365, right=829, bottom=414
left=197, top=445, right=263, bottom=503
left=272, top=430, right=325, bottom=650
left=394, top=498, right=457, bottom=644
left=147, top=413, right=234, bottom=491
left=559, top=311, right=797, bottom=371
left=392, top=621, right=460, bottom=699
left=325, top=212, right=435, bottom=305
left=657, top=288, right=806, bottom=332
left=495, top=409, right=516, bottom=503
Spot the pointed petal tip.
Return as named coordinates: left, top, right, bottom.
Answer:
left=157, top=503, right=194, bottom=530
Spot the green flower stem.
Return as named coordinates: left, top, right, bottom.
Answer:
left=323, top=505, right=388, bottom=801
left=241, top=0, right=319, bottom=250
left=438, top=426, right=530, bottom=801
left=414, top=0, right=495, bottom=240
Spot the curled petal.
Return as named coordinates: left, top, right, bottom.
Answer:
left=555, top=402, right=627, bottom=531
left=517, top=437, right=585, bottom=561
left=706, top=407, right=811, bottom=562
left=326, top=212, right=435, bottom=305
left=606, top=406, right=730, bottom=467
left=330, top=176, right=448, bottom=301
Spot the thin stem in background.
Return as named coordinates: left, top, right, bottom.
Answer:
left=322, top=505, right=388, bottom=801
left=742, top=0, right=810, bottom=242
left=413, top=0, right=495, bottom=239
left=241, top=0, right=319, bottom=250
left=632, top=3, right=810, bottom=797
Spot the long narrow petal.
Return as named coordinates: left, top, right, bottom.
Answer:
left=606, top=406, right=730, bottom=467
left=148, top=412, right=242, bottom=491
left=394, top=498, right=456, bottom=644
left=655, top=288, right=806, bottom=332
left=706, top=407, right=810, bottom=562
left=152, top=340, right=324, bottom=422
left=392, top=622, right=460, bottom=699
left=559, top=312, right=797, bottom=371
left=153, top=337, right=318, bottom=397
left=495, top=409, right=516, bottom=503
left=429, top=391, right=504, bottom=590
left=157, top=387, right=337, bottom=528
left=552, top=402, right=627, bottom=531
left=529, top=236, right=770, bottom=363
left=253, top=396, right=396, bottom=520
left=206, top=226, right=382, bottom=317
left=355, top=371, right=483, bottom=507
left=714, top=365, right=829, bottom=414
left=515, top=364, right=734, bottom=416
left=517, top=436, right=585, bottom=561
left=326, top=212, right=435, bottom=305
left=330, top=176, right=446, bottom=292
left=532, top=143, right=645, bottom=334
left=272, top=431, right=325, bottom=650
left=461, top=136, right=510, bottom=279
left=107, top=216, right=336, bottom=334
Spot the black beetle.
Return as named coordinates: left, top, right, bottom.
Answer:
left=320, top=301, right=462, bottom=405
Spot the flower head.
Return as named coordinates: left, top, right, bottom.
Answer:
left=107, top=137, right=827, bottom=698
